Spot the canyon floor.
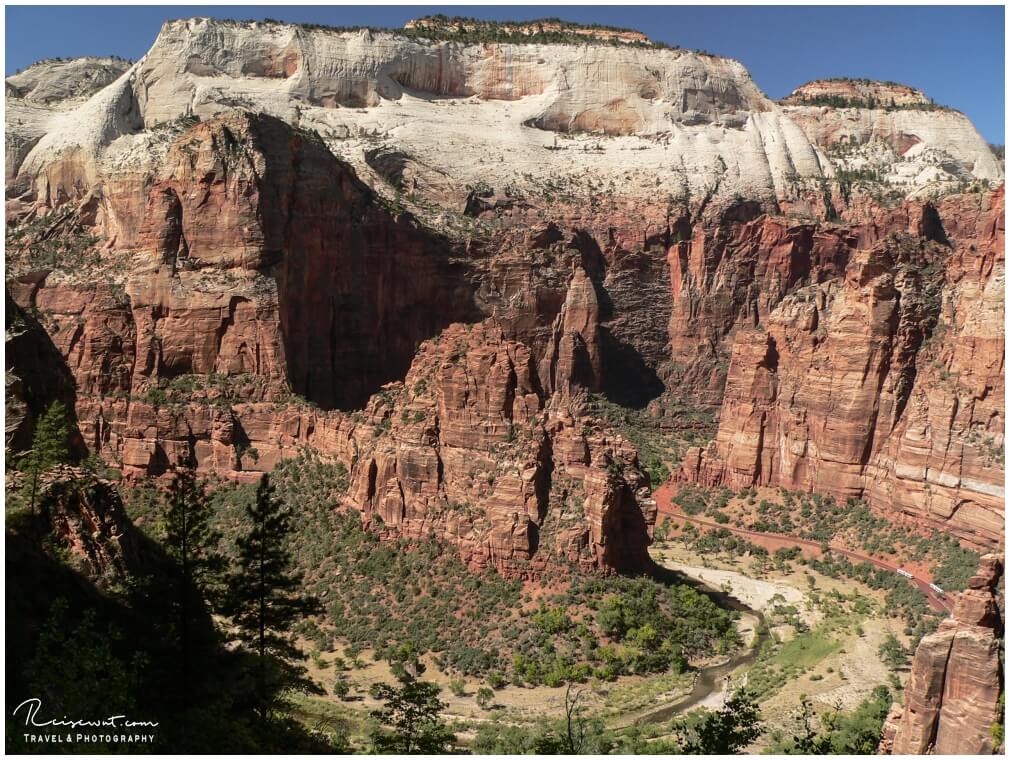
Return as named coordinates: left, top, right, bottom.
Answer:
left=287, top=527, right=911, bottom=751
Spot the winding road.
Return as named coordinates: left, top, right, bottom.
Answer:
left=654, top=495, right=952, bottom=613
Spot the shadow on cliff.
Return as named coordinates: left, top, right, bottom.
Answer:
left=243, top=114, right=482, bottom=411
left=5, top=290, right=84, bottom=456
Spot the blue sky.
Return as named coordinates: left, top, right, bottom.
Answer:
left=5, top=5, right=1005, bottom=143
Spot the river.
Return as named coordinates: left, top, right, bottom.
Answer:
left=633, top=572, right=770, bottom=724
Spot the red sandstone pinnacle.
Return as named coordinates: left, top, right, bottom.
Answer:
left=887, top=554, right=1003, bottom=754
left=345, top=320, right=654, bottom=578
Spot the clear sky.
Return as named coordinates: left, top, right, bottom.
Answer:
left=5, top=4, right=1005, bottom=143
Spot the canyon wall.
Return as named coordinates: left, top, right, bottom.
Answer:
left=882, top=554, right=1004, bottom=755
left=6, top=110, right=655, bottom=578
left=5, top=18, right=1004, bottom=574
left=679, top=189, right=1004, bottom=548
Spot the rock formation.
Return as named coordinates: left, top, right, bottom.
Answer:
left=678, top=189, right=1005, bottom=548
left=4, top=16, right=1004, bottom=577
left=883, top=554, right=1004, bottom=754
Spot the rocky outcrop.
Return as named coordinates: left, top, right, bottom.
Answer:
left=5, top=106, right=655, bottom=577
left=11, top=16, right=997, bottom=222
left=6, top=465, right=141, bottom=581
left=3, top=16, right=1004, bottom=578
left=5, top=57, right=133, bottom=105
left=5, top=292, right=80, bottom=453
left=680, top=189, right=1004, bottom=548
left=404, top=16, right=652, bottom=45
left=344, top=319, right=654, bottom=577
left=885, top=554, right=1004, bottom=754
left=782, top=79, right=935, bottom=108
left=781, top=79, right=1001, bottom=185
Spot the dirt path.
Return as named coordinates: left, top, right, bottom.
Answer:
left=653, top=483, right=952, bottom=613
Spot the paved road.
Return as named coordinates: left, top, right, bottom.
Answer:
left=658, top=505, right=952, bottom=613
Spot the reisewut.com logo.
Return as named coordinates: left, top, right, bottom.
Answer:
left=12, top=698, right=160, bottom=747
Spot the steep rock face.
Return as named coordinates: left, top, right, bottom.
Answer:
left=781, top=79, right=1001, bottom=185
left=885, top=554, right=1003, bottom=754
left=5, top=56, right=134, bottom=181
left=4, top=18, right=1004, bottom=579
left=7, top=465, right=142, bottom=581
left=539, top=266, right=603, bottom=396
left=665, top=210, right=856, bottom=404
left=782, top=79, right=934, bottom=108
left=679, top=189, right=1004, bottom=547
left=5, top=57, right=133, bottom=105
left=132, top=18, right=768, bottom=132
left=9, top=113, right=477, bottom=462
left=5, top=291, right=81, bottom=453
left=22, top=17, right=996, bottom=220
left=345, top=320, right=654, bottom=577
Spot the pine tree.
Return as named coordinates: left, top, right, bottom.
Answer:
left=225, top=474, right=317, bottom=735
left=22, top=401, right=72, bottom=533
left=163, top=469, right=223, bottom=705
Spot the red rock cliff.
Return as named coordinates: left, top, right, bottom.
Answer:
left=679, top=189, right=1004, bottom=548
left=883, top=554, right=1004, bottom=755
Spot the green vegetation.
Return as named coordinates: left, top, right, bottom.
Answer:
left=5, top=211, right=102, bottom=275
left=202, top=453, right=739, bottom=687
left=162, top=470, right=225, bottom=702
left=13, top=401, right=73, bottom=534
left=789, top=93, right=950, bottom=111
left=765, top=685, right=894, bottom=754
left=743, top=489, right=981, bottom=592
left=236, top=13, right=684, bottom=51
left=674, top=522, right=771, bottom=562
left=878, top=632, right=910, bottom=671
left=746, top=629, right=843, bottom=700
left=586, top=395, right=715, bottom=487
left=472, top=687, right=763, bottom=754
left=369, top=679, right=455, bottom=753
left=15, top=599, right=148, bottom=754
left=224, top=475, right=321, bottom=732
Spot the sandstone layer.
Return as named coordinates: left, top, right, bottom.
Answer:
left=883, top=554, right=1004, bottom=755
left=7, top=17, right=999, bottom=219
left=679, top=189, right=1004, bottom=548
left=4, top=18, right=1005, bottom=576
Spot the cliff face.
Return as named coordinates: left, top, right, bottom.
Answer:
left=4, top=18, right=1004, bottom=575
left=5, top=109, right=654, bottom=577
left=679, top=189, right=1004, bottom=548
left=882, top=554, right=1004, bottom=755
left=344, top=319, right=654, bottom=577
left=9, top=17, right=998, bottom=220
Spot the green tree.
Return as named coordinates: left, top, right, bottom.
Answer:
left=225, top=474, right=318, bottom=734
left=675, top=688, right=764, bottom=754
left=163, top=469, right=224, bottom=705
left=332, top=675, right=351, bottom=700
left=16, top=598, right=148, bottom=753
left=21, top=401, right=72, bottom=530
left=476, top=686, right=494, bottom=710
left=771, top=687, right=893, bottom=754
left=878, top=633, right=910, bottom=670
left=369, top=679, right=456, bottom=753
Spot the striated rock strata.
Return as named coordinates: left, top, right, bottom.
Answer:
left=680, top=189, right=1004, bottom=548
left=883, top=554, right=1004, bottom=754
left=4, top=17, right=1004, bottom=576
